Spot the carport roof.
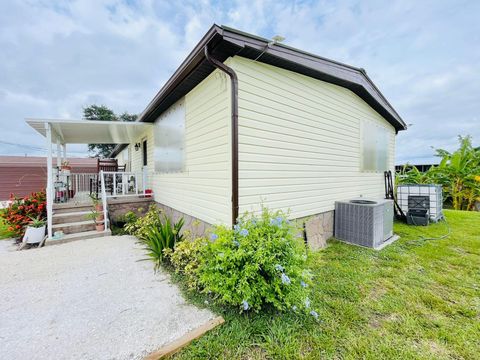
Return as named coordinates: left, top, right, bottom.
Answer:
left=26, top=118, right=152, bottom=144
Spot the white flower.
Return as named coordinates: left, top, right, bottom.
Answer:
left=305, top=297, right=310, bottom=308
left=281, top=273, right=291, bottom=285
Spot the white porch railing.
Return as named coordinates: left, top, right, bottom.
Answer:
left=101, top=169, right=147, bottom=198
left=52, top=169, right=147, bottom=204
left=48, top=169, right=148, bottom=237
left=68, top=173, right=99, bottom=203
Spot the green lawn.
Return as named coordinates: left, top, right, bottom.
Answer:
left=0, top=218, right=15, bottom=239
left=173, top=210, right=480, bottom=359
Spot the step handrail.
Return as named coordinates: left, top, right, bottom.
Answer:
left=99, top=170, right=109, bottom=231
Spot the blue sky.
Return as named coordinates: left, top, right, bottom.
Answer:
left=1, top=0, right=479, bottom=163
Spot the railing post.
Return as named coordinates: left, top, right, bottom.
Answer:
left=135, top=172, right=139, bottom=195
left=142, top=166, right=147, bottom=196
left=113, top=174, right=117, bottom=197
left=99, top=170, right=109, bottom=231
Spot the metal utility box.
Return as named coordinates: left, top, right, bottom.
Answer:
left=397, top=184, right=443, bottom=222
left=406, top=209, right=429, bottom=226
left=335, top=198, right=394, bottom=249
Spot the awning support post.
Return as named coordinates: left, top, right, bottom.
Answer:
left=56, top=139, right=61, bottom=168
left=62, top=144, right=67, bottom=164
left=45, top=123, right=53, bottom=240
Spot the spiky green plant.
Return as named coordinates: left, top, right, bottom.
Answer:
left=141, top=215, right=185, bottom=271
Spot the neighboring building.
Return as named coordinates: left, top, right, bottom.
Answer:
left=110, top=25, right=407, bottom=247
left=0, top=156, right=97, bottom=201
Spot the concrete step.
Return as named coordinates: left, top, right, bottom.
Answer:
left=52, top=211, right=92, bottom=224
left=52, top=220, right=104, bottom=234
left=53, top=205, right=93, bottom=214
left=45, top=229, right=112, bottom=246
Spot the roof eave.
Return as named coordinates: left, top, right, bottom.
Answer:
left=137, top=24, right=224, bottom=124
left=133, top=25, right=407, bottom=133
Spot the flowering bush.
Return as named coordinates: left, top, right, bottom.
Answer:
left=197, top=208, right=314, bottom=314
left=0, top=191, right=46, bottom=238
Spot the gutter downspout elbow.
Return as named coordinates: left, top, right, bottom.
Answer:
left=204, top=46, right=239, bottom=226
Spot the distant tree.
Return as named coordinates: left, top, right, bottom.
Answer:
left=83, top=104, right=117, bottom=122
left=83, top=105, right=137, bottom=158
left=118, top=112, right=137, bottom=122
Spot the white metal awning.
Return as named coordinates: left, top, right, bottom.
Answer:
left=26, top=118, right=152, bottom=144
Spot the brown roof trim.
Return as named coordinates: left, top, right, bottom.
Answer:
left=136, top=25, right=224, bottom=123
left=110, top=24, right=406, bottom=158
left=219, top=26, right=405, bottom=130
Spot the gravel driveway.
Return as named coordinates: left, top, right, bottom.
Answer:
left=0, top=236, right=215, bottom=359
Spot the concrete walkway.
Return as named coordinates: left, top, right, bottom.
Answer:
left=0, top=236, right=215, bottom=359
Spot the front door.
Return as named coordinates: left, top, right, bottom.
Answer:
left=142, top=140, right=147, bottom=167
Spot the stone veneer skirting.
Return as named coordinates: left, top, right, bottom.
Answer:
left=107, top=197, right=153, bottom=221
left=298, top=210, right=334, bottom=250
left=117, top=199, right=334, bottom=250
left=154, top=202, right=212, bottom=239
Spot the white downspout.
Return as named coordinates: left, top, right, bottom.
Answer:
left=45, top=123, right=53, bottom=240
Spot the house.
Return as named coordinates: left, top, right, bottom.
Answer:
left=26, top=25, right=406, bottom=247
left=110, top=25, right=407, bottom=248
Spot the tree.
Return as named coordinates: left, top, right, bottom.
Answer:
left=398, top=136, right=480, bottom=210
left=432, top=136, right=480, bottom=210
left=83, top=105, right=137, bottom=158
left=118, top=112, right=137, bottom=122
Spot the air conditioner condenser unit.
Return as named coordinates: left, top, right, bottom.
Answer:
left=334, top=198, right=396, bottom=249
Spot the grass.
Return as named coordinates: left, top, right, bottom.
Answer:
left=0, top=218, right=15, bottom=239
left=172, top=210, right=480, bottom=359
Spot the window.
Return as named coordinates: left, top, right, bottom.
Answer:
left=361, top=121, right=389, bottom=172
left=142, top=140, right=147, bottom=166
left=154, top=99, right=185, bottom=172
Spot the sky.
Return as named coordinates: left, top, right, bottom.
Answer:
left=1, top=0, right=479, bottom=164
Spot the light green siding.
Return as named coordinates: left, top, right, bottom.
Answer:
left=228, top=56, right=396, bottom=219
left=125, top=70, right=232, bottom=225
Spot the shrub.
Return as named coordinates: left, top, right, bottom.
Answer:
left=166, top=237, right=207, bottom=290
left=197, top=208, right=313, bottom=313
left=124, top=205, right=162, bottom=240
left=0, top=191, right=46, bottom=238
